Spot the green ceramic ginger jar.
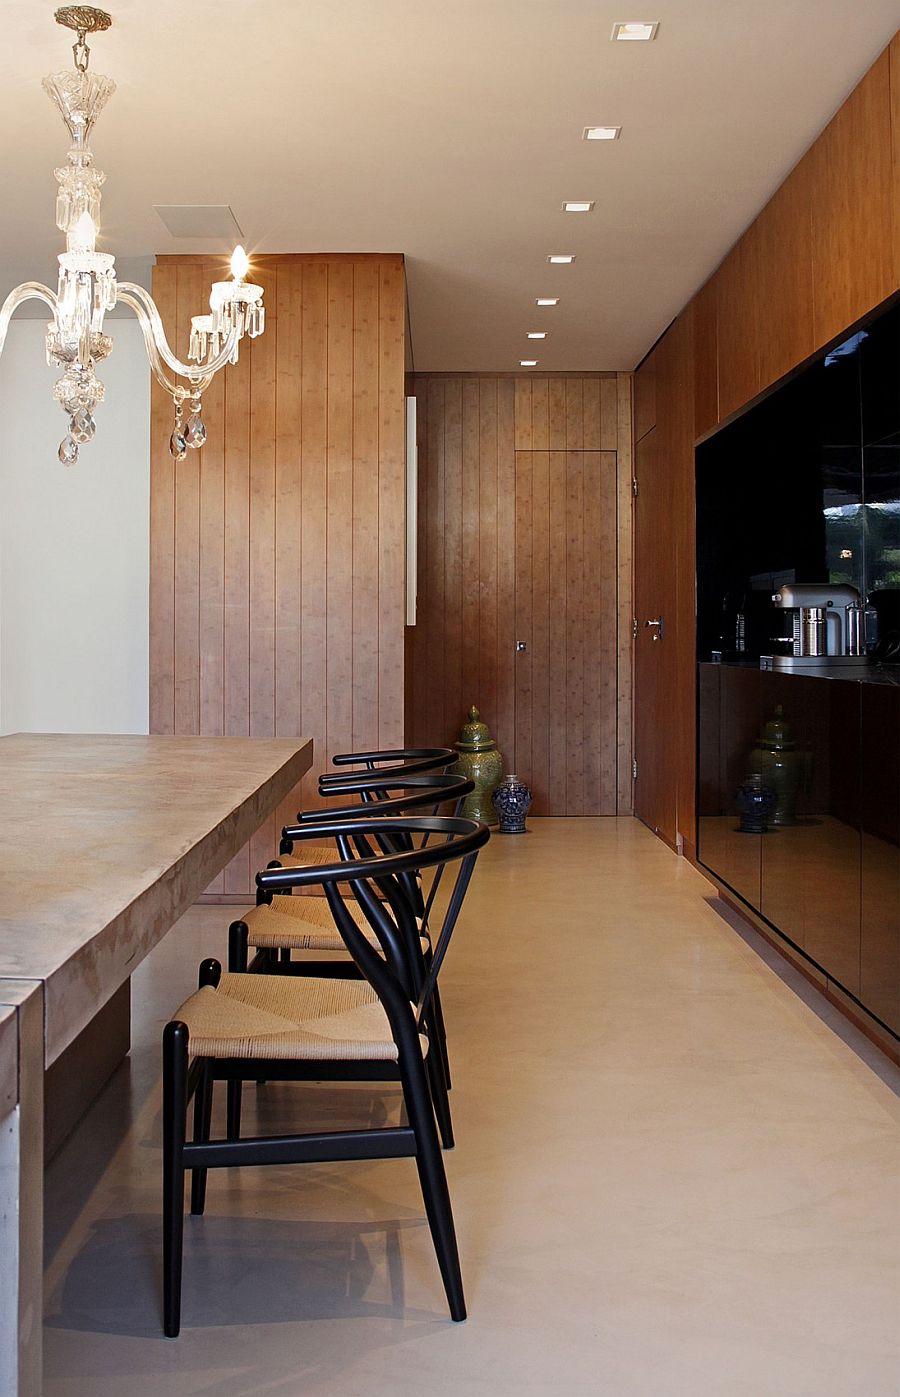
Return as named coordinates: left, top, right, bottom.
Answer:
left=452, top=706, right=503, bottom=825
left=748, top=704, right=804, bottom=827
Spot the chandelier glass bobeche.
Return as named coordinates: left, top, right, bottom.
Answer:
left=0, top=6, right=265, bottom=466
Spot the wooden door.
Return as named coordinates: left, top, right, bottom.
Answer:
left=632, top=428, right=678, bottom=844
left=513, top=449, right=618, bottom=815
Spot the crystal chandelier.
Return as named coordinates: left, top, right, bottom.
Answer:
left=0, top=6, right=265, bottom=466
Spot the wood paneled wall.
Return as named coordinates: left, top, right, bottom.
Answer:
left=633, top=34, right=900, bottom=859
left=405, top=373, right=633, bottom=815
left=150, top=253, right=407, bottom=896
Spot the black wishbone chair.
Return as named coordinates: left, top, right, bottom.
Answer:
left=227, top=773, right=473, bottom=1143
left=273, top=746, right=456, bottom=879
left=162, top=815, right=489, bottom=1337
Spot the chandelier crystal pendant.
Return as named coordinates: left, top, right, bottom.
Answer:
left=0, top=6, right=265, bottom=466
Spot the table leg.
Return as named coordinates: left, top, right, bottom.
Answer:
left=0, top=981, right=44, bottom=1397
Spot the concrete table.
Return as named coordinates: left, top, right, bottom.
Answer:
left=0, top=733, right=313, bottom=1396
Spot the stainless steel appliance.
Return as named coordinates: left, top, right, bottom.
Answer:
left=761, top=583, right=866, bottom=670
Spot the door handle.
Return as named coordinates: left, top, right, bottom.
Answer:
left=644, top=616, right=664, bottom=641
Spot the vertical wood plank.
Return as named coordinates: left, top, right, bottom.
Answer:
left=496, top=380, right=517, bottom=770
left=327, top=260, right=354, bottom=767
left=565, top=449, right=585, bottom=813
left=616, top=373, right=634, bottom=814
left=424, top=377, right=446, bottom=744
left=598, top=450, right=619, bottom=814
left=247, top=264, right=279, bottom=873
left=547, top=450, right=567, bottom=812
left=221, top=276, right=251, bottom=889
left=274, top=262, right=301, bottom=743
left=582, top=377, right=601, bottom=450
left=532, top=378, right=549, bottom=451
left=582, top=453, right=605, bottom=813
left=349, top=262, right=377, bottom=765
left=565, top=378, right=583, bottom=449
left=149, top=263, right=176, bottom=735
left=514, top=378, right=532, bottom=450
left=531, top=450, right=551, bottom=814
left=460, top=378, right=481, bottom=726
left=548, top=379, right=566, bottom=450
left=478, top=379, right=499, bottom=730
left=514, top=449, right=533, bottom=792
left=173, top=262, right=202, bottom=736
left=600, top=377, right=618, bottom=450
left=300, top=262, right=328, bottom=810
left=272, top=261, right=303, bottom=867
left=377, top=258, right=407, bottom=748
left=443, top=378, right=464, bottom=742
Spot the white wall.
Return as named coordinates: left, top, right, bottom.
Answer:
left=0, top=320, right=149, bottom=734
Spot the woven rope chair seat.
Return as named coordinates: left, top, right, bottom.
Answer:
left=244, top=900, right=427, bottom=953
left=174, top=973, right=427, bottom=1062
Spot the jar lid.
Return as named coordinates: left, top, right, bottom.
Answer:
left=455, top=705, right=496, bottom=752
left=759, top=703, right=796, bottom=749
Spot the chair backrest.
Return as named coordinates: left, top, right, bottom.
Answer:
left=318, top=747, right=456, bottom=799
left=279, top=774, right=473, bottom=922
left=256, top=816, right=488, bottom=1054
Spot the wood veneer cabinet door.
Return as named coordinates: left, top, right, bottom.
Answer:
left=513, top=450, right=618, bottom=815
left=632, top=427, right=677, bottom=845
left=633, top=347, right=657, bottom=442
left=811, top=48, right=895, bottom=351
left=715, top=220, right=763, bottom=422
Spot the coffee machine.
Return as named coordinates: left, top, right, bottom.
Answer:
left=761, top=583, right=866, bottom=670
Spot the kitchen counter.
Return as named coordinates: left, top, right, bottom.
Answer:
left=703, top=658, right=900, bottom=686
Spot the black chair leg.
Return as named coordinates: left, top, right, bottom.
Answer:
left=189, top=1060, right=214, bottom=1216
left=228, top=920, right=249, bottom=973
left=429, top=981, right=452, bottom=1091
left=425, top=1037, right=454, bottom=1150
left=163, top=1021, right=189, bottom=1338
left=226, top=1078, right=243, bottom=1140
left=402, top=1054, right=466, bottom=1321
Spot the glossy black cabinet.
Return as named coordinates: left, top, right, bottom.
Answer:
left=698, top=664, right=899, bottom=1036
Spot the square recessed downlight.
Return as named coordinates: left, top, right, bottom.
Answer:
left=527, top=332, right=546, bottom=339
left=547, top=254, right=575, bottom=264
left=563, top=200, right=595, bottom=213
left=536, top=297, right=559, bottom=306
left=520, top=360, right=538, bottom=367
left=583, top=126, right=621, bottom=141
left=611, top=21, right=659, bottom=41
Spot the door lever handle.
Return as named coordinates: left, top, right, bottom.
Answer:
left=644, top=616, right=664, bottom=641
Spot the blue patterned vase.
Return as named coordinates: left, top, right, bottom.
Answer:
left=491, top=773, right=532, bottom=834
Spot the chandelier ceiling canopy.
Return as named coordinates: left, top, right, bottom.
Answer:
left=0, top=6, right=265, bottom=466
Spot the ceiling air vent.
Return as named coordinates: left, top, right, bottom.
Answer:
left=154, top=205, right=244, bottom=241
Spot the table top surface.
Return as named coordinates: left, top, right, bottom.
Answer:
left=0, top=733, right=313, bottom=1061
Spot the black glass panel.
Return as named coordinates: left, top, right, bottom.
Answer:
left=860, top=683, right=900, bottom=1034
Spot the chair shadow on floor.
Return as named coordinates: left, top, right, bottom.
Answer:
left=43, top=1210, right=442, bottom=1338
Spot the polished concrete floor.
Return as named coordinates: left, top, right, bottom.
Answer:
left=43, top=819, right=900, bottom=1396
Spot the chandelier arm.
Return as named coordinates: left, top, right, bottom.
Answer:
left=0, top=283, right=59, bottom=359
left=114, top=288, right=185, bottom=397
left=116, top=281, right=241, bottom=383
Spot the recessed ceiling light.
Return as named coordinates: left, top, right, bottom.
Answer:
left=536, top=298, right=559, bottom=306
left=527, top=332, right=546, bottom=339
left=583, top=126, right=621, bottom=141
left=562, top=200, right=595, bottom=213
left=611, top=21, right=659, bottom=41
left=547, top=255, right=575, bottom=264
left=520, top=360, right=538, bottom=368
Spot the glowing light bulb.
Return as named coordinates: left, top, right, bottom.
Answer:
left=69, top=211, right=97, bottom=252
left=230, top=244, right=249, bottom=280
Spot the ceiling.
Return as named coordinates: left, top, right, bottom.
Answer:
left=0, top=0, right=897, bottom=370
